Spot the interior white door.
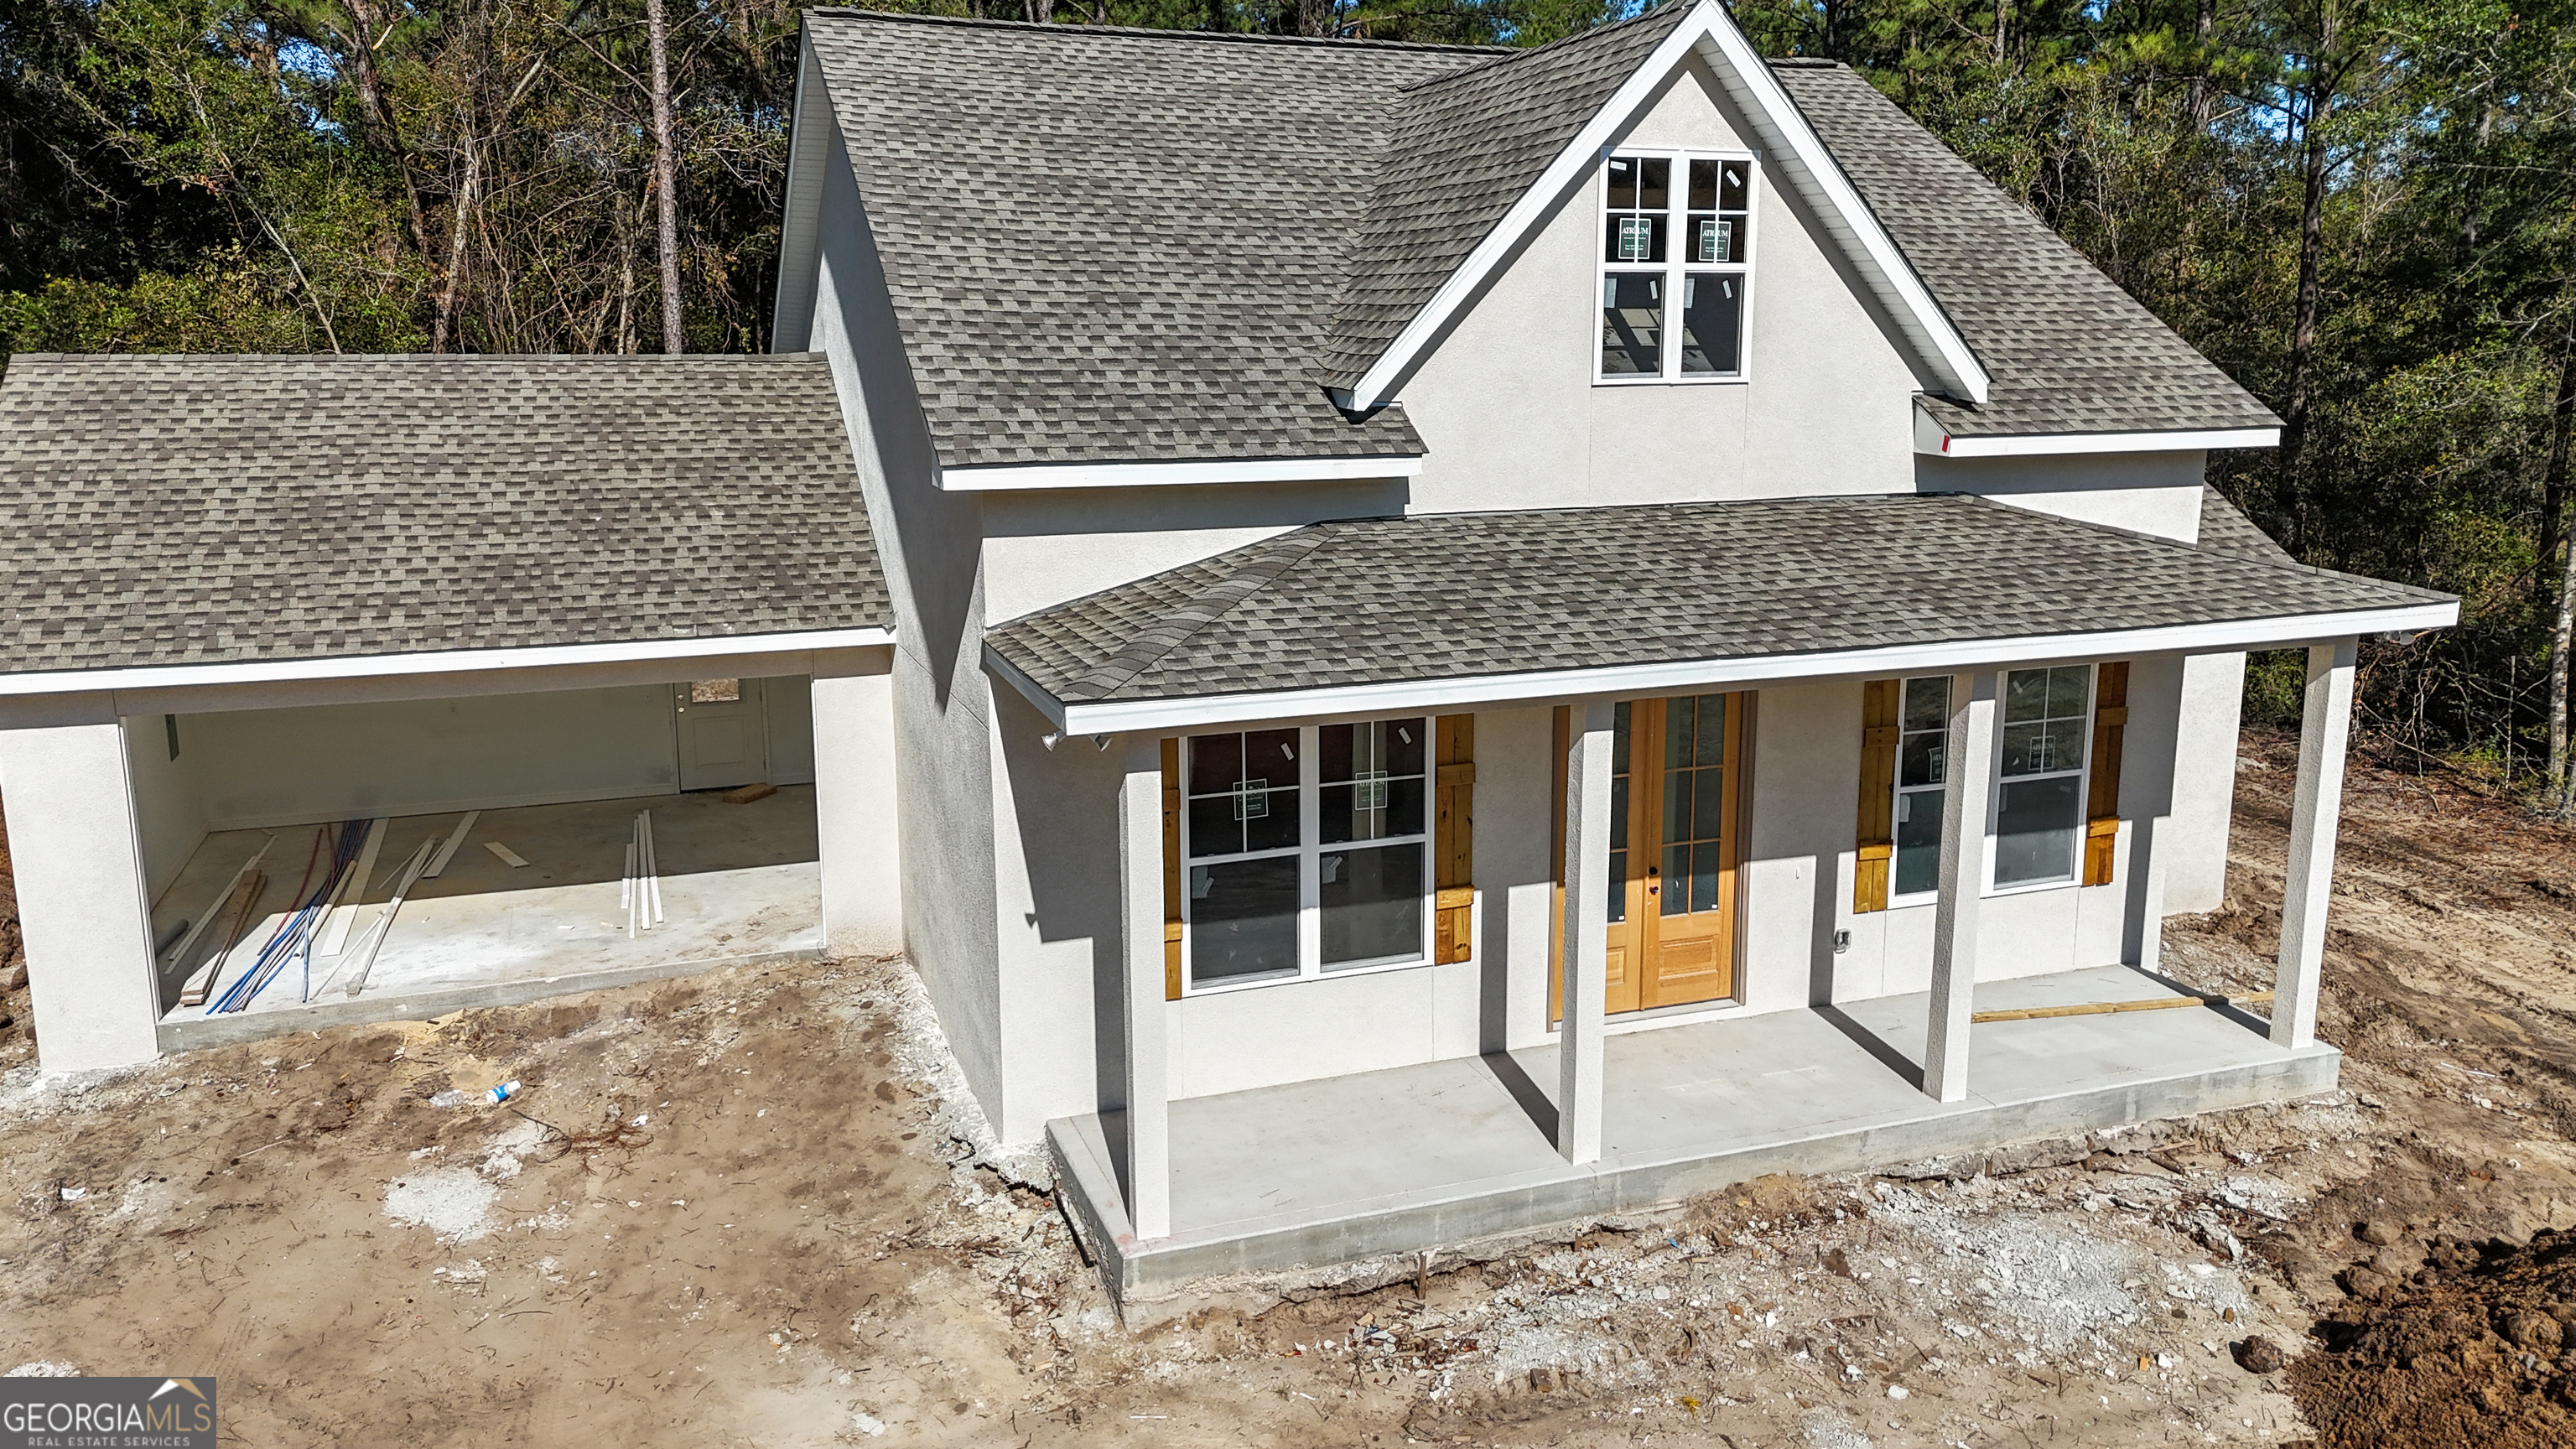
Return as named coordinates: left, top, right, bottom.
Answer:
left=674, top=678, right=769, bottom=792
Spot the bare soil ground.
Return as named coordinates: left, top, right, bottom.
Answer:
left=3, top=730, right=2576, bottom=1446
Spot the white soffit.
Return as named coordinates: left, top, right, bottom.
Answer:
left=0, top=626, right=896, bottom=699
left=768, top=38, right=834, bottom=351
left=990, top=601, right=2459, bottom=734
left=938, top=454, right=1426, bottom=491
left=1346, top=0, right=1989, bottom=412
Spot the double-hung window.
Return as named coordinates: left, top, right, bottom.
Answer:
left=1992, top=666, right=2092, bottom=888
left=1181, top=719, right=1432, bottom=990
left=1600, top=152, right=1753, bottom=382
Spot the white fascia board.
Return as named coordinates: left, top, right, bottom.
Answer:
left=0, top=626, right=896, bottom=699
left=1695, top=20, right=1988, bottom=406
left=1919, top=422, right=2283, bottom=458
left=1019, top=602, right=2456, bottom=735
left=1347, top=0, right=1987, bottom=411
left=938, top=454, right=1426, bottom=491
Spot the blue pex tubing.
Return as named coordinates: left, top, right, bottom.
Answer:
left=206, top=820, right=369, bottom=1015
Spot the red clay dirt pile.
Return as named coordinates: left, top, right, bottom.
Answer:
left=2289, top=1226, right=2576, bottom=1447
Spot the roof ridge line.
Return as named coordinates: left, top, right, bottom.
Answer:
left=1390, top=2, right=1685, bottom=92
left=805, top=8, right=1508, bottom=54
left=1063, top=527, right=1343, bottom=700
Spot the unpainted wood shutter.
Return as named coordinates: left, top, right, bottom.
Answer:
left=1853, top=679, right=1900, bottom=913
left=1161, top=738, right=1182, bottom=1000
left=1433, top=714, right=1477, bottom=963
left=2081, top=662, right=2130, bottom=887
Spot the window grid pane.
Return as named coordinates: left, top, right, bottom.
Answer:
left=1893, top=676, right=1950, bottom=896
left=1186, top=718, right=1437, bottom=991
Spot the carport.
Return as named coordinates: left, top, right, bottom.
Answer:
left=0, top=353, right=901, bottom=1071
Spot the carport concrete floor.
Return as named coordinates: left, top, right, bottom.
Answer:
left=152, top=787, right=821, bottom=1046
left=1050, top=962, right=2340, bottom=1305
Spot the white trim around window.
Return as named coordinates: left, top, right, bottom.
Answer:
left=1985, top=663, right=2097, bottom=894
left=1596, top=148, right=1758, bottom=387
left=1176, top=719, right=1441, bottom=996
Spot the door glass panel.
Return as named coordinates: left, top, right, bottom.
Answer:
left=690, top=679, right=740, bottom=704
left=1606, top=702, right=1632, bottom=922
left=1659, top=695, right=1727, bottom=916
left=1320, top=843, right=1424, bottom=968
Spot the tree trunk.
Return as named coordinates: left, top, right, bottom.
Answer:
left=344, top=0, right=431, bottom=259
left=647, top=0, right=684, bottom=355
left=2277, top=55, right=2336, bottom=553
left=2187, top=0, right=2216, bottom=129
left=1992, top=0, right=2010, bottom=66
left=430, top=102, right=480, bottom=354
left=2543, top=340, right=2576, bottom=803
left=1296, top=0, right=1335, bottom=37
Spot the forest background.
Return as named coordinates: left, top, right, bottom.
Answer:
left=2, top=0, right=2571, bottom=793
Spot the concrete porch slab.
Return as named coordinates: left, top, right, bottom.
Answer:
left=153, top=788, right=823, bottom=1052
left=1049, top=963, right=2336, bottom=1305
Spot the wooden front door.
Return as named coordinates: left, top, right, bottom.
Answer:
left=1556, top=693, right=1745, bottom=1018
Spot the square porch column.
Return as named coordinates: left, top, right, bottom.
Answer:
left=2271, top=638, right=2357, bottom=1049
left=812, top=648, right=901, bottom=958
left=1117, top=735, right=1172, bottom=1239
left=0, top=698, right=162, bottom=1073
left=1923, top=670, right=1997, bottom=1104
left=1556, top=700, right=1616, bottom=1165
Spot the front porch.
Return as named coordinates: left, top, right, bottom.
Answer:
left=1052, top=962, right=2334, bottom=1302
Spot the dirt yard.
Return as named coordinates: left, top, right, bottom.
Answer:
left=5, top=729, right=2576, bottom=1446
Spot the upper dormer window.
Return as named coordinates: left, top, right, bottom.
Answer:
left=1599, top=153, right=1753, bottom=382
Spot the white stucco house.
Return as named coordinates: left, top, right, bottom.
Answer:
left=0, top=3, right=2454, bottom=1307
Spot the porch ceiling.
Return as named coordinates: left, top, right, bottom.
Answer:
left=985, top=491, right=2454, bottom=727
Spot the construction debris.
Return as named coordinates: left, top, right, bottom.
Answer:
left=317, top=818, right=388, bottom=957
left=178, top=870, right=267, bottom=1007
left=722, top=782, right=778, bottom=804
left=1971, top=989, right=2277, bottom=1024
left=483, top=842, right=529, bottom=868
left=422, top=810, right=480, bottom=879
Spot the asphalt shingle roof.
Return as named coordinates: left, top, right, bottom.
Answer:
left=1769, top=63, right=2278, bottom=438
left=805, top=8, right=2276, bottom=465
left=0, top=353, right=891, bottom=675
left=1311, top=6, right=1691, bottom=389
left=986, top=495, right=2443, bottom=705
left=804, top=11, right=1458, bottom=470
left=2195, top=485, right=2295, bottom=564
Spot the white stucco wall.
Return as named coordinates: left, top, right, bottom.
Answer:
left=979, top=479, right=1411, bottom=624
left=2164, top=652, right=2247, bottom=912
left=808, top=128, right=1010, bottom=1133
left=1398, top=55, right=1923, bottom=514
left=127, top=711, right=207, bottom=906
left=179, top=687, right=682, bottom=829
left=1914, top=451, right=2209, bottom=543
